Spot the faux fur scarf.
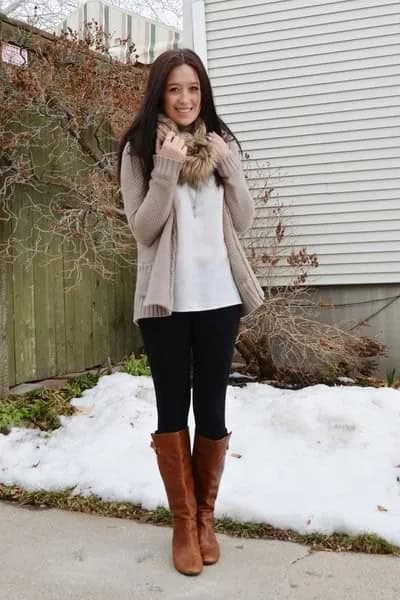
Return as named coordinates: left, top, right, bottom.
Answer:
left=157, top=114, right=217, bottom=188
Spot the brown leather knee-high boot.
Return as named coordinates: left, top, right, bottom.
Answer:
left=151, top=428, right=203, bottom=576
left=192, top=430, right=231, bottom=565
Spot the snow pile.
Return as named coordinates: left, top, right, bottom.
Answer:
left=1, top=373, right=399, bottom=546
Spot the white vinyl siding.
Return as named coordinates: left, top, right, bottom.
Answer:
left=204, top=0, right=400, bottom=286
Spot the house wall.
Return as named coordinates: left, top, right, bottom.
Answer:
left=184, top=0, right=400, bottom=373
left=198, top=0, right=400, bottom=287
left=311, top=284, right=400, bottom=375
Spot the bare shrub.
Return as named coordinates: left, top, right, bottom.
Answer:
left=236, top=157, right=386, bottom=385
left=237, top=287, right=386, bottom=385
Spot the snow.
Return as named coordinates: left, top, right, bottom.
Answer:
left=1, top=373, right=400, bottom=546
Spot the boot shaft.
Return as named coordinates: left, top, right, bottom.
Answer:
left=151, top=428, right=197, bottom=519
left=192, top=431, right=231, bottom=513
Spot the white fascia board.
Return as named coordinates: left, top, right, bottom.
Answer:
left=182, top=0, right=207, bottom=70
left=183, top=0, right=194, bottom=48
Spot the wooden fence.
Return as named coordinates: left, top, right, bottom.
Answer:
left=0, top=13, right=141, bottom=394
left=2, top=203, right=139, bottom=391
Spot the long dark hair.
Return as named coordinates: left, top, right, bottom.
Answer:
left=117, top=48, right=240, bottom=188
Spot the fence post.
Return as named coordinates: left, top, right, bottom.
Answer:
left=0, top=214, right=9, bottom=397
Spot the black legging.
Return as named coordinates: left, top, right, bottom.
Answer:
left=138, top=304, right=241, bottom=439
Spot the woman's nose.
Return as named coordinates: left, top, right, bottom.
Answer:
left=180, top=90, right=190, bottom=103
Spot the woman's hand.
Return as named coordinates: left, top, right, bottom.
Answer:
left=156, top=131, right=187, bottom=161
left=206, top=131, right=231, bottom=163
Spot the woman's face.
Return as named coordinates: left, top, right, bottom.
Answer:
left=163, top=64, right=201, bottom=128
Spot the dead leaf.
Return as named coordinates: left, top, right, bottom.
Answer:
left=377, top=505, right=388, bottom=512
left=74, top=406, right=93, bottom=415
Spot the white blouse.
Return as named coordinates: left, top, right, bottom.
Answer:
left=172, top=176, right=242, bottom=312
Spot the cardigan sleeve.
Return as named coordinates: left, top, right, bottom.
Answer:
left=216, top=139, right=255, bottom=234
left=120, top=143, right=183, bottom=247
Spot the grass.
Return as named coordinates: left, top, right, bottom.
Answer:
left=0, top=373, right=99, bottom=435
left=65, top=373, right=100, bottom=399
left=0, top=484, right=398, bottom=557
left=384, top=368, right=397, bottom=388
left=0, top=359, right=149, bottom=436
left=120, top=353, right=151, bottom=377
left=215, top=516, right=399, bottom=555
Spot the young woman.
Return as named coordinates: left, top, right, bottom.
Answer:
left=118, top=48, right=264, bottom=576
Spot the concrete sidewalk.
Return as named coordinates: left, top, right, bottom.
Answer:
left=1, top=501, right=399, bottom=600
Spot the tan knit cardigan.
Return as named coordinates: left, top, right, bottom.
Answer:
left=120, top=139, right=264, bottom=324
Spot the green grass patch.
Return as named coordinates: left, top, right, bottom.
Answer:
left=120, top=353, right=151, bottom=377
left=293, top=531, right=398, bottom=555
left=64, top=373, right=100, bottom=399
left=216, top=516, right=398, bottom=555
left=0, top=484, right=398, bottom=556
left=0, top=373, right=100, bottom=434
left=0, top=483, right=170, bottom=525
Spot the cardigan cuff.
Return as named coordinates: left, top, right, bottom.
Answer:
left=152, top=155, right=183, bottom=180
left=216, top=151, right=241, bottom=178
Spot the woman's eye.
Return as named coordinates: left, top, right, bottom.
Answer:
left=168, top=87, right=199, bottom=93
